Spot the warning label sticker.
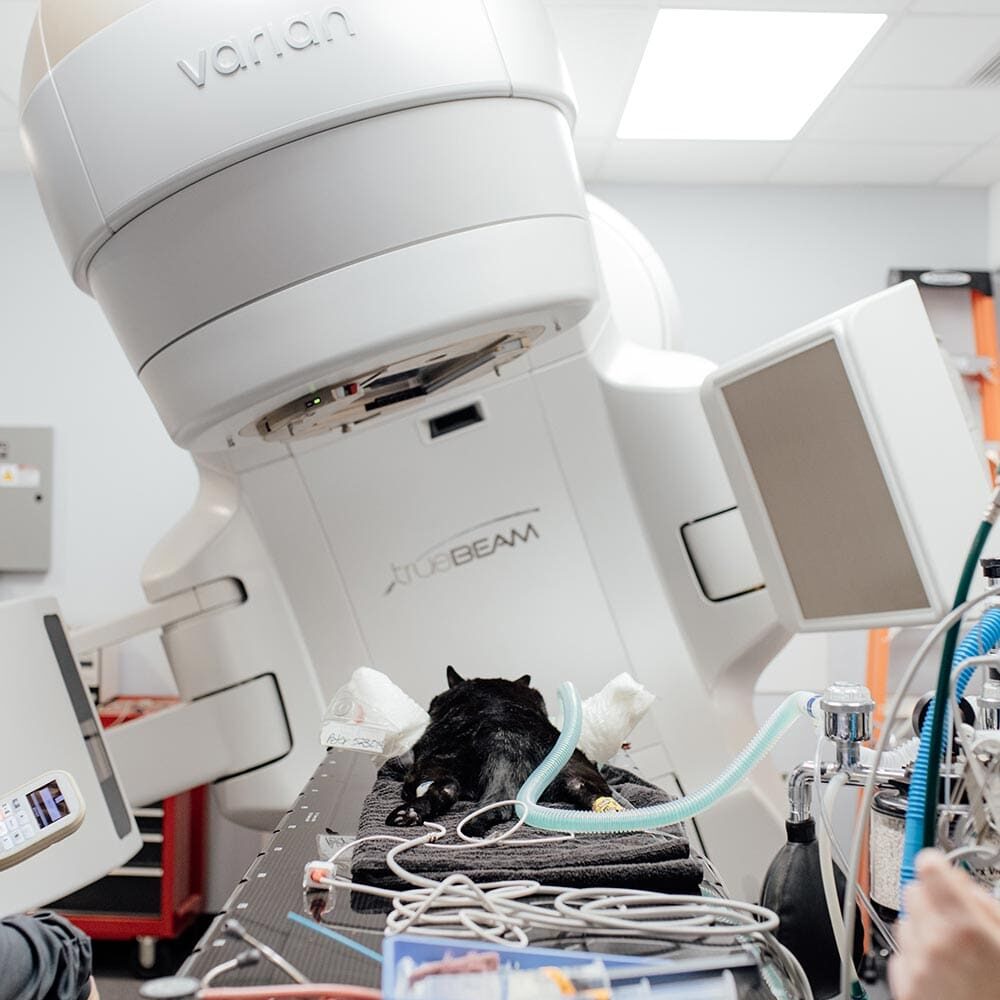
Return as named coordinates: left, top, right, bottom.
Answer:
left=0, top=464, right=41, bottom=488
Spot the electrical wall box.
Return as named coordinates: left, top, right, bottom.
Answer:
left=0, top=427, right=53, bottom=572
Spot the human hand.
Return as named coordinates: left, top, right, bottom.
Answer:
left=88, top=977, right=100, bottom=1000
left=889, top=849, right=1000, bottom=1000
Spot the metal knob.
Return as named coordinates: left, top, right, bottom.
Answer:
left=980, top=680, right=1000, bottom=731
left=982, top=558, right=1000, bottom=585
left=821, top=682, right=875, bottom=767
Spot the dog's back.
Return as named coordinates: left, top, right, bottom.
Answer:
left=387, top=666, right=613, bottom=834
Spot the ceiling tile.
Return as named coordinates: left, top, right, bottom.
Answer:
left=909, top=0, right=1000, bottom=12
left=543, top=1, right=652, bottom=7
left=607, top=0, right=909, bottom=9
left=0, top=1, right=36, bottom=107
left=0, top=129, right=27, bottom=172
left=545, top=4, right=654, bottom=140
left=938, top=141, right=1000, bottom=186
left=803, top=88, right=1000, bottom=144
left=596, top=140, right=791, bottom=183
left=850, top=15, right=1000, bottom=87
left=771, top=141, right=974, bottom=184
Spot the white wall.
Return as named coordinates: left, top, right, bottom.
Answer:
left=0, top=172, right=199, bottom=688
left=1, top=172, right=260, bottom=909
left=591, top=184, right=990, bottom=363
left=990, top=182, right=1000, bottom=271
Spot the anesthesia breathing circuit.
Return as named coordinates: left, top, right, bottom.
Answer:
left=516, top=687, right=821, bottom=833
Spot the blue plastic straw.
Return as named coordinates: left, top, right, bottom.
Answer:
left=286, top=910, right=384, bottom=964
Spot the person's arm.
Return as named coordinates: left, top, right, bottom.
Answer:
left=0, top=911, right=94, bottom=1000
left=890, top=849, right=1000, bottom=1000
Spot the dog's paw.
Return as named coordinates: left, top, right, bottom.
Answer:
left=386, top=805, right=422, bottom=827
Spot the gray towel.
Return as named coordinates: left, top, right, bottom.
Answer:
left=351, top=760, right=704, bottom=893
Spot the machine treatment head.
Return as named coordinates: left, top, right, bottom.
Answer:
left=20, top=0, right=600, bottom=451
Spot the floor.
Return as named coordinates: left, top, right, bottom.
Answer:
left=94, top=977, right=144, bottom=1000
left=91, top=920, right=211, bottom=1000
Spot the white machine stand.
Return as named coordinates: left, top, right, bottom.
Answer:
left=14, top=0, right=989, bottom=901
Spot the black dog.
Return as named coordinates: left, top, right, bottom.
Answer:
left=386, top=667, right=614, bottom=837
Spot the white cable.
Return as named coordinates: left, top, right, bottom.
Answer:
left=950, top=656, right=1000, bottom=855
left=325, top=834, right=410, bottom=867
left=812, top=737, right=896, bottom=966
left=945, top=843, right=1000, bottom=867
left=806, top=738, right=897, bottom=953
left=812, top=731, right=825, bottom=834
left=950, top=655, right=1000, bottom=803
left=818, top=772, right=857, bottom=983
left=859, top=738, right=920, bottom=772
left=761, top=932, right=816, bottom=1000
left=823, top=830, right=898, bottom=955
left=841, top=589, right=1000, bottom=1000
left=310, top=799, right=786, bottom=954
left=943, top=639, right=996, bottom=809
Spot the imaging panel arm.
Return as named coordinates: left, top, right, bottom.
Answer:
left=67, top=579, right=244, bottom=657
left=103, top=675, right=292, bottom=808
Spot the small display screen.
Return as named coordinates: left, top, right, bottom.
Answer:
left=28, top=780, right=70, bottom=829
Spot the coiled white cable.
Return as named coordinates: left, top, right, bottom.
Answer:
left=309, top=799, right=783, bottom=947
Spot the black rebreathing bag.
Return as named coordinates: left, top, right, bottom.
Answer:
left=760, top=818, right=865, bottom=1000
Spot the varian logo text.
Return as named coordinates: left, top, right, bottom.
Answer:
left=178, top=7, right=355, bottom=88
left=385, top=509, right=541, bottom=595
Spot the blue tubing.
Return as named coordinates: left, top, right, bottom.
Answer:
left=515, top=683, right=817, bottom=833
left=899, top=607, right=1000, bottom=896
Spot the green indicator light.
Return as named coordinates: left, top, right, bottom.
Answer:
left=313, top=398, right=322, bottom=405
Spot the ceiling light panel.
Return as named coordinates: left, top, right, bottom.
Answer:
left=618, top=9, right=887, bottom=141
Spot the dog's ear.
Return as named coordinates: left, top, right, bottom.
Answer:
left=515, top=674, right=532, bottom=687
left=446, top=665, right=464, bottom=688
